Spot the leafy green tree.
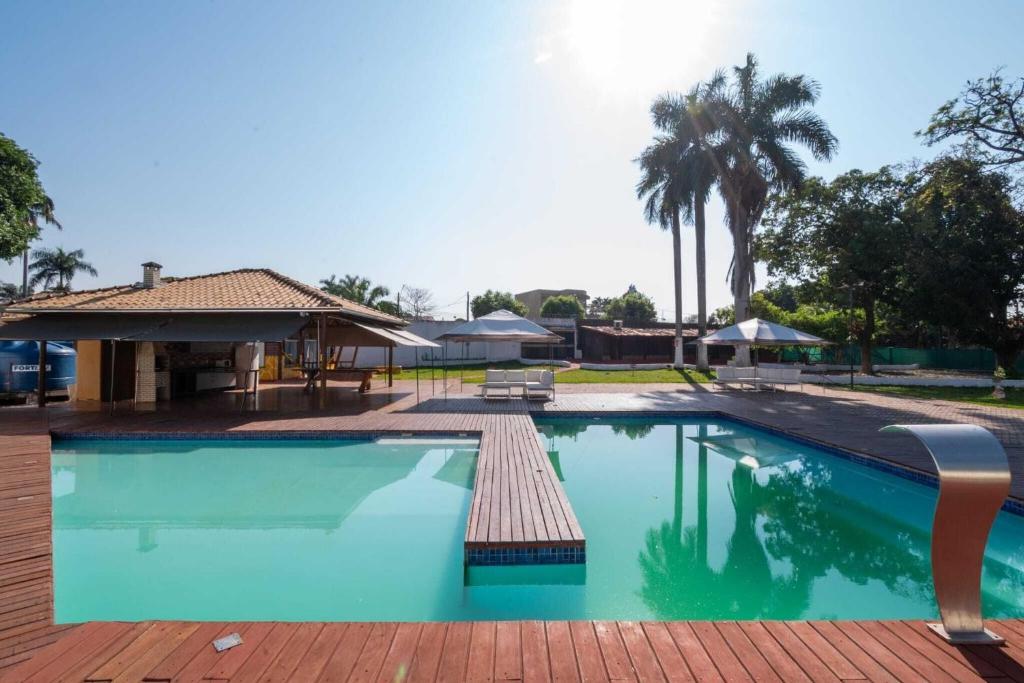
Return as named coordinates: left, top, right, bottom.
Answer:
left=0, top=134, right=61, bottom=293
left=706, top=54, right=838, bottom=331
left=587, top=296, right=613, bottom=317
left=901, top=157, right=1024, bottom=370
left=470, top=290, right=527, bottom=318
left=920, top=70, right=1024, bottom=172
left=0, top=281, right=21, bottom=301
left=320, top=274, right=393, bottom=313
left=28, top=247, right=97, bottom=292
left=759, top=168, right=907, bottom=372
left=605, top=288, right=657, bottom=322
left=540, top=294, right=584, bottom=318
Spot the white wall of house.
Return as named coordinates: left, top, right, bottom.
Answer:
left=352, top=320, right=521, bottom=368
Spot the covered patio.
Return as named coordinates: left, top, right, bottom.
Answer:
left=0, top=264, right=434, bottom=411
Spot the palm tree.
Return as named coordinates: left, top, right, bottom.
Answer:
left=28, top=247, right=97, bottom=292
left=21, top=194, right=61, bottom=298
left=647, top=76, right=727, bottom=371
left=320, top=274, right=392, bottom=310
left=637, top=116, right=692, bottom=368
left=706, top=54, right=838, bottom=362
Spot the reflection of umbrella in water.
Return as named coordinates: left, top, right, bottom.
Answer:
left=431, top=448, right=478, bottom=490
left=687, top=433, right=803, bottom=470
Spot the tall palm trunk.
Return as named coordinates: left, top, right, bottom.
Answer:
left=694, top=197, right=710, bottom=371
left=730, top=200, right=752, bottom=366
left=671, top=211, right=684, bottom=368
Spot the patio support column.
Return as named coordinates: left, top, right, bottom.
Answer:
left=36, top=340, right=47, bottom=408
left=318, top=312, right=327, bottom=408
left=387, top=345, right=393, bottom=388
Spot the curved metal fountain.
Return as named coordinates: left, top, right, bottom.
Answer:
left=881, top=423, right=1010, bottom=645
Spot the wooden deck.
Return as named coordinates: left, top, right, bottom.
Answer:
left=4, top=618, right=1024, bottom=682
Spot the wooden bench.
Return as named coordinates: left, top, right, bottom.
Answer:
left=323, top=369, right=374, bottom=393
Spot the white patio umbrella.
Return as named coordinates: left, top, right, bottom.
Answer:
left=698, top=318, right=827, bottom=367
left=436, top=310, right=562, bottom=399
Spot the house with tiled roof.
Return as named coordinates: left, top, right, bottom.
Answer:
left=0, top=263, right=431, bottom=406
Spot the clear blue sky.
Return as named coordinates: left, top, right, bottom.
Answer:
left=2, top=0, right=1022, bottom=319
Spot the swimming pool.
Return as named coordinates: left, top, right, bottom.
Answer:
left=51, top=419, right=1024, bottom=622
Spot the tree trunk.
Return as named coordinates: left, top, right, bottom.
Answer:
left=993, top=344, right=1022, bottom=375
left=672, top=211, right=684, bottom=369
left=730, top=203, right=752, bottom=366
left=695, top=198, right=710, bottom=371
left=860, top=296, right=876, bottom=375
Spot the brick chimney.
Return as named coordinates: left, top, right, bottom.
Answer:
left=141, top=262, right=163, bottom=289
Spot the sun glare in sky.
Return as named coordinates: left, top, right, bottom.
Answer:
left=561, top=0, right=722, bottom=97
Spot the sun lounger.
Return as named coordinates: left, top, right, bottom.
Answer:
left=480, top=369, right=535, bottom=398
left=524, top=370, right=554, bottom=400
left=713, top=366, right=759, bottom=389
left=713, top=366, right=801, bottom=391
left=755, top=367, right=802, bottom=391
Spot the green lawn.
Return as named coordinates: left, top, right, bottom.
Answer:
left=840, top=384, right=1024, bottom=410
left=387, top=362, right=715, bottom=384
left=555, top=368, right=715, bottom=384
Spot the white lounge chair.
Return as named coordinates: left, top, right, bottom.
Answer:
left=755, top=367, right=802, bottom=391
left=713, top=366, right=759, bottom=390
left=481, top=369, right=513, bottom=398
left=524, top=370, right=554, bottom=400
left=714, top=366, right=802, bottom=391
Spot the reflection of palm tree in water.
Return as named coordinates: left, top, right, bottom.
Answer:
left=638, top=424, right=933, bottom=619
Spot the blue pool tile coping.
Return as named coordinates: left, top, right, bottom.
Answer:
left=531, top=409, right=1024, bottom=517
left=466, top=545, right=586, bottom=566
left=51, top=430, right=480, bottom=442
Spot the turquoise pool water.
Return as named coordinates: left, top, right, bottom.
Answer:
left=52, top=420, right=1024, bottom=622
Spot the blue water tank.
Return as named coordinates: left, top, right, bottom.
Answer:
left=0, top=341, right=77, bottom=393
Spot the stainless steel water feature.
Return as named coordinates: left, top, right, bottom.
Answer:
left=881, top=424, right=1010, bottom=645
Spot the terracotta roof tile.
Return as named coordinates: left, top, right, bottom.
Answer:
left=5, top=268, right=404, bottom=325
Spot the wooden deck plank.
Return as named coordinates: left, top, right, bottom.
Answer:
left=346, top=622, right=399, bottom=683
left=713, top=622, right=781, bottom=683
left=51, top=622, right=153, bottom=683
left=225, top=622, right=299, bottom=683
left=85, top=622, right=170, bottom=681
left=662, top=623, right=722, bottom=683
left=286, top=623, right=348, bottom=682
left=494, top=621, right=522, bottom=682
left=254, top=622, right=323, bottom=683
left=436, top=621, right=472, bottom=682
left=465, top=622, right=497, bottom=683
left=521, top=621, right=552, bottom=683
left=570, top=621, right=611, bottom=683
left=735, top=622, right=811, bottom=683
left=846, top=621, right=960, bottom=683
left=407, top=622, right=447, bottom=683
left=759, top=622, right=839, bottom=683
left=200, top=621, right=275, bottom=681
left=617, top=622, right=665, bottom=683
left=317, top=621, right=374, bottom=683
left=546, top=621, right=581, bottom=682
left=107, top=623, right=200, bottom=683
left=592, top=621, right=635, bottom=682
left=376, top=622, right=422, bottom=683
left=141, top=622, right=231, bottom=681
left=885, top=621, right=1000, bottom=680
left=784, top=621, right=864, bottom=680
left=689, top=622, right=752, bottom=683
